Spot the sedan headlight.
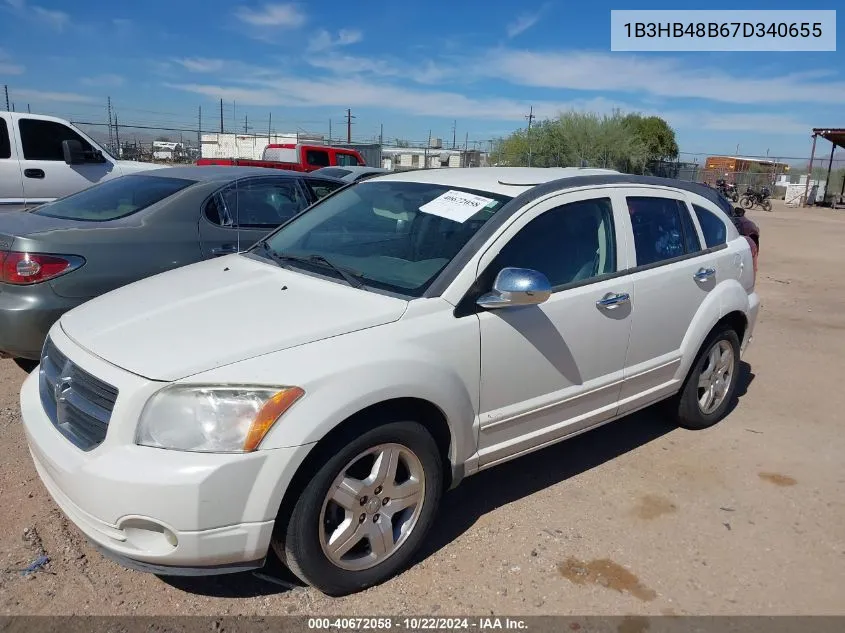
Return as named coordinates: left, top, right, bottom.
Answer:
left=136, top=385, right=304, bottom=453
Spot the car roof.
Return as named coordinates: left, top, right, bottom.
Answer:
left=140, top=165, right=327, bottom=182
left=326, top=166, right=389, bottom=174
left=372, top=167, right=621, bottom=196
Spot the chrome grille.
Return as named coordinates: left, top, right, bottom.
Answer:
left=39, top=337, right=118, bottom=451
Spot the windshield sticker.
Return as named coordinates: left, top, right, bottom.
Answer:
left=419, top=190, right=496, bottom=223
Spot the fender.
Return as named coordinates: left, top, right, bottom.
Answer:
left=676, top=277, right=750, bottom=381
left=187, top=320, right=481, bottom=468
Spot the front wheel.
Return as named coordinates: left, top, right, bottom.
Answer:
left=275, top=420, right=443, bottom=596
left=673, top=325, right=741, bottom=430
left=761, top=199, right=772, bottom=212
left=740, top=196, right=753, bottom=209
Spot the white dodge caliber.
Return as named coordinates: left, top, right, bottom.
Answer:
left=20, top=167, right=760, bottom=595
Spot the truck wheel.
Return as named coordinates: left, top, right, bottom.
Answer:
left=673, top=325, right=741, bottom=430
left=274, top=420, right=443, bottom=596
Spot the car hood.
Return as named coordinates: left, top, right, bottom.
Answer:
left=59, top=254, right=409, bottom=381
left=117, top=160, right=162, bottom=174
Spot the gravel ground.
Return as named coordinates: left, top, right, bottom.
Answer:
left=1, top=200, right=844, bottom=616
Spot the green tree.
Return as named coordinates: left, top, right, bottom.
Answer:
left=623, top=114, right=679, bottom=162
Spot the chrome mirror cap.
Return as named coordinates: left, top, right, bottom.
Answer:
left=476, top=267, right=552, bottom=309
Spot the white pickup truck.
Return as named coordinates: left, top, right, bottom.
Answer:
left=0, top=112, right=160, bottom=213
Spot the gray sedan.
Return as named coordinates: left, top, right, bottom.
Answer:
left=0, top=166, right=345, bottom=368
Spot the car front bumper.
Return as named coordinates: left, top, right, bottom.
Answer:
left=0, top=283, right=84, bottom=360
left=20, top=328, right=312, bottom=574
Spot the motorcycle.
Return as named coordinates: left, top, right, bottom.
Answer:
left=740, top=186, right=772, bottom=212
left=716, top=179, right=739, bottom=202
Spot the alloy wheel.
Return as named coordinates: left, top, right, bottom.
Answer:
left=697, top=340, right=735, bottom=415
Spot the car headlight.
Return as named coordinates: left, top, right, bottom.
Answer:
left=136, top=384, right=304, bottom=453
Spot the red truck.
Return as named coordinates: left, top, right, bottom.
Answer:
left=196, top=143, right=366, bottom=172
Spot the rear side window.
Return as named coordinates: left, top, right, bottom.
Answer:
left=306, top=150, right=330, bottom=167
left=627, top=196, right=702, bottom=267
left=0, top=118, right=10, bottom=159
left=693, top=204, right=728, bottom=247
left=19, top=119, right=93, bottom=161
left=33, top=175, right=195, bottom=221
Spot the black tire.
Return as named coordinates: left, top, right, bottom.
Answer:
left=731, top=192, right=739, bottom=203
left=740, top=196, right=753, bottom=209
left=13, top=358, right=38, bottom=373
left=274, top=420, right=443, bottom=596
left=761, top=199, right=772, bottom=212
left=672, top=325, right=741, bottom=430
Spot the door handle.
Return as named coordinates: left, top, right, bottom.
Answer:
left=596, top=292, right=630, bottom=309
left=694, top=267, right=716, bottom=281
left=24, top=169, right=45, bottom=179
left=210, top=245, right=238, bottom=256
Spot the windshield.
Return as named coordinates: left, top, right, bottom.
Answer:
left=32, top=175, right=196, bottom=222
left=258, top=181, right=511, bottom=297
left=316, top=168, right=352, bottom=179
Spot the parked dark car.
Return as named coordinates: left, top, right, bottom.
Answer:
left=0, top=166, right=345, bottom=368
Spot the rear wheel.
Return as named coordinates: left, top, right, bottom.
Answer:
left=740, top=196, right=753, bottom=209
left=761, top=199, right=772, bottom=212
left=673, top=325, right=741, bottom=430
left=274, top=420, right=443, bottom=596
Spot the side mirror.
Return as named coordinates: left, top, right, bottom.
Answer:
left=62, top=139, right=86, bottom=165
left=476, top=267, right=552, bottom=310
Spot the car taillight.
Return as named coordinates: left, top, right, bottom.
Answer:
left=0, top=251, right=84, bottom=285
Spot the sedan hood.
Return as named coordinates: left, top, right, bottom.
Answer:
left=60, top=254, right=408, bottom=381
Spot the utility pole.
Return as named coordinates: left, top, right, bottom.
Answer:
left=464, top=132, right=469, bottom=167
left=198, top=105, right=202, bottom=150
left=525, top=105, right=535, bottom=167
left=3, top=85, right=8, bottom=111
left=114, top=115, right=120, bottom=156
left=379, top=123, right=383, bottom=146
left=346, top=109, right=355, bottom=143
left=219, top=99, right=224, bottom=134
left=107, top=96, right=114, bottom=151
left=425, top=129, right=431, bottom=169
left=268, top=112, right=272, bottom=142
left=244, top=113, right=248, bottom=134
left=328, top=119, right=332, bottom=143
left=452, top=120, right=457, bottom=149
left=27, top=103, right=30, bottom=113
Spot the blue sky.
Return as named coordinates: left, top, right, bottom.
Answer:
left=0, top=0, right=843, bottom=161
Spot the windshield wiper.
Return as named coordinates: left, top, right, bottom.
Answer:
left=260, top=241, right=365, bottom=290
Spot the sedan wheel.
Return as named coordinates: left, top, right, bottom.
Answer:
left=697, top=340, right=734, bottom=415
left=320, top=443, right=425, bottom=571
left=275, top=420, right=442, bottom=596
left=674, top=325, right=741, bottom=430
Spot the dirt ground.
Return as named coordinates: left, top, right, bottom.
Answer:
left=1, top=199, right=844, bottom=616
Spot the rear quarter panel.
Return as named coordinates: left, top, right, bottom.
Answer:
left=32, top=184, right=210, bottom=299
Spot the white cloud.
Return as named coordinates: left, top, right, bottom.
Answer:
left=308, top=28, right=362, bottom=52
left=31, top=5, right=69, bottom=31
left=234, top=3, right=305, bottom=27
left=112, top=18, right=131, bottom=27
left=506, top=11, right=541, bottom=38
left=12, top=88, right=96, bottom=104
left=174, top=57, right=226, bottom=73
left=0, top=48, right=24, bottom=75
left=482, top=50, right=845, bottom=106
left=81, top=73, right=125, bottom=87
left=4, top=0, right=25, bottom=8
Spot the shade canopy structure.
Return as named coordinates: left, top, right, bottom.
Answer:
left=804, top=128, right=845, bottom=206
